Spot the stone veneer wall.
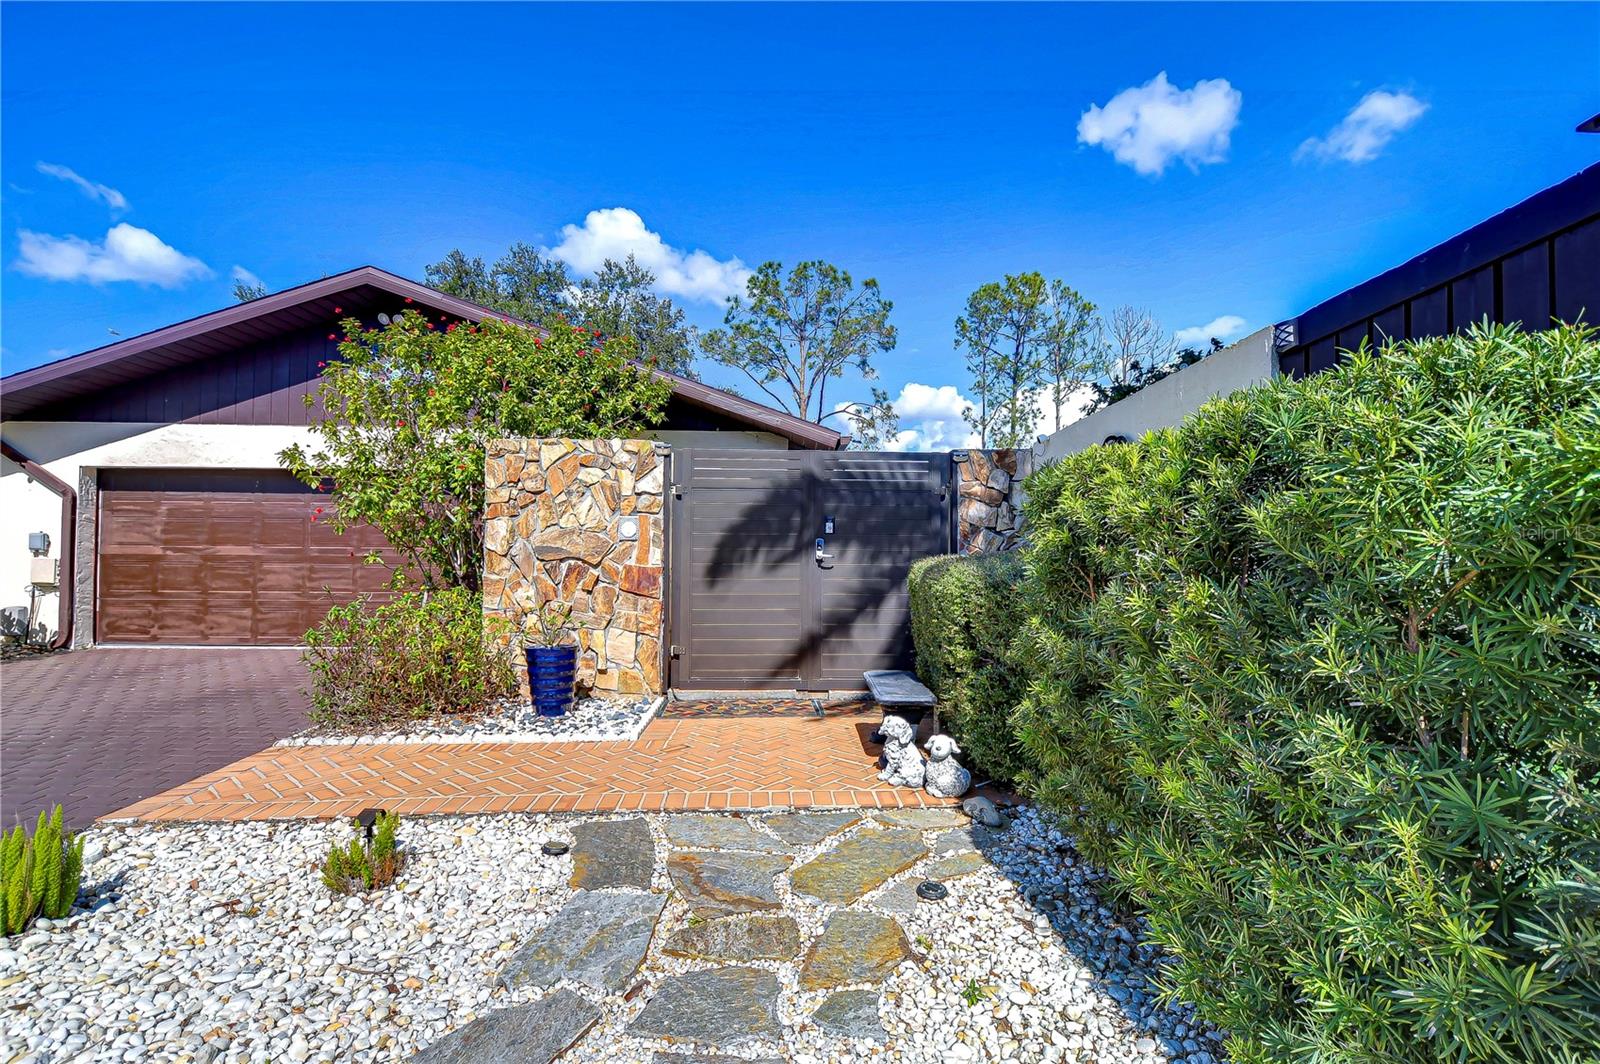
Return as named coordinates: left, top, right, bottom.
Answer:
left=955, top=448, right=1032, bottom=554
left=483, top=438, right=667, bottom=697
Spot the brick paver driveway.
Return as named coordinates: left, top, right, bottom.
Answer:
left=0, top=648, right=310, bottom=828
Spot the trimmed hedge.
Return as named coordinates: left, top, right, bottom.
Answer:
left=908, top=323, right=1600, bottom=1063
left=907, top=552, right=1028, bottom=785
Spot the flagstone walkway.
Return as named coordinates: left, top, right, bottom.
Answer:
left=107, top=714, right=966, bottom=822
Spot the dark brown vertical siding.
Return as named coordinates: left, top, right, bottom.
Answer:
left=1451, top=266, right=1496, bottom=330
left=29, top=324, right=340, bottom=425
left=1501, top=242, right=1553, bottom=329
left=1307, top=338, right=1338, bottom=374
left=1336, top=323, right=1369, bottom=355
left=1554, top=218, right=1600, bottom=323
left=1275, top=166, right=1598, bottom=377
left=1371, top=305, right=1405, bottom=346
left=1409, top=287, right=1449, bottom=338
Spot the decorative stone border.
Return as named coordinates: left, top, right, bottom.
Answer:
left=274, top=696, right=665, bottom=747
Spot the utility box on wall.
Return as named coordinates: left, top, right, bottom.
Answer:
left=28, top=557, right=59, bottom=587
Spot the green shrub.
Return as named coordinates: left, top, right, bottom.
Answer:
left=321, top=811, right=402, bottom=894
left=907, top=552, right=1029, bottom=784
left=910, top=323, right=1600, bottom=1063
left=303, top=587, right=517, bottom=728
left=1, top=806, right=84, bottom=935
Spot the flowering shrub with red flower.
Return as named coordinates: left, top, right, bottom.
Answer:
left=280, top=310, right=670, bottom=592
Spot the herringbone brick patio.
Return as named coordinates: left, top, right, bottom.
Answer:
left=107, top=715, right=963, bottom=822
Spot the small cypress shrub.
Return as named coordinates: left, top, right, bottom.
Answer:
left=1, top=806, right=84, bottom=935
left=321, top=811, right=402, bottom=894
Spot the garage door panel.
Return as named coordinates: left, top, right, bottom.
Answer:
left=98, top=470, right=402, bottom=645
left=98, top=556, right=160, bottom=594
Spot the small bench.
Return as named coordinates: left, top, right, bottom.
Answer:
left=865, top=670, right=937, bottom=747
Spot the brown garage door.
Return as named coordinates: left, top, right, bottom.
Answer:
left=97, top=470, right=398, bottom=644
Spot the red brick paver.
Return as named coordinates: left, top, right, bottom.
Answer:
left=108, top=714, right=962, bottom=822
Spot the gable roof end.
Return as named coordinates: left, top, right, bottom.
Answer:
left=0, top=265, right=843, bottom=449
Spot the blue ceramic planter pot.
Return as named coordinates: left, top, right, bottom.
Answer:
left=525, top=644, right=578, bottom=717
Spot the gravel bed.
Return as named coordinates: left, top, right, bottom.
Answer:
left=0, top=807, right=1227, bottom=1063
left=275, top=695, right=662, bottom=746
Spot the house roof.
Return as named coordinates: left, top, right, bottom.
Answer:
left=0, top=265, right=845, bottom=450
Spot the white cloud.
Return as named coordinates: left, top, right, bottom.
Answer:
left=1077, top=72, right=1242, bottom=176
left=548, top=208, right=751, bottom=304
left=35, top=162, right=129, bottom=212
left=15, top=223, right=212, bottom=287
left=1296, top=90, right=1428, bottom=164
left=1033, top=382, right=1099, bottom=436
left=231, top=265, right=265, bottom=289
left=871, top=383, right=982, bottom=452
left=1174, top=314, right=1248, bottom=348
left=862, top=381, right=1102, bottom=451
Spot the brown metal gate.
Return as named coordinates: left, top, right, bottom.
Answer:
left=668, top=449, right=951, bottom=690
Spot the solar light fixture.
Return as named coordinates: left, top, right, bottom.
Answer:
left=915, top=880, right=949, bottom=901
left=541, top=841, right=570, bottom=857
left=356, top=807, right=385, bottom=844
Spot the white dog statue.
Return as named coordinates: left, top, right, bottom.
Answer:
left=877, top=714, right=926, bottom=789
left=923, top=735, right=972, bottom=798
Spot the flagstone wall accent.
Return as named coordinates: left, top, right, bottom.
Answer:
left=484, top=438, right=667, bottom=697
left=955, top=448, right=1031, bottom=554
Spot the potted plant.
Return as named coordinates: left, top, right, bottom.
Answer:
left=515, top=591, right=579, bottom=717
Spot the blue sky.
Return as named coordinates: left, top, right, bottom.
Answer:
left=3, top=2, right=1596, bottom=447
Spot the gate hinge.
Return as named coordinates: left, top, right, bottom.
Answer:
left=670, top=645, right=682, bottom=659
left=672, top=484, right=684, bottom=499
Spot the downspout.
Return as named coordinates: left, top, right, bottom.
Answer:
left=0, top=440, right=75, bottom=649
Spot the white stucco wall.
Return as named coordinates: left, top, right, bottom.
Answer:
left=1035, top=326, right=1277, bottom=462
left=0, top=421, right=793, bottom=645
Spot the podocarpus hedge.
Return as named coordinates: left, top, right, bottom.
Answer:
left=907, top=323, right=1600, bottom=1063
left=907, top=552, right=1029, bottom=785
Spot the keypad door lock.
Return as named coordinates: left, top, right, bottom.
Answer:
left=815, top=537, right=834, bottom=563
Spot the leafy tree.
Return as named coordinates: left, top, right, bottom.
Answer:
left=232, top=277, right=267, bottom=302
left=836, top=387, right=901, bottom=450
left=957, top=272, right=1093, bottom=447
left=280, top=312, right=672, bottom=591
left=1041, top=283, right=1101, bottom=433
left=425, top=244, right=572, bottom=325
left=701, top=260, right=896, bottom=423
left=573, top=255, right=699, bottom=377
left=428, top=248, right=700, bottom=376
